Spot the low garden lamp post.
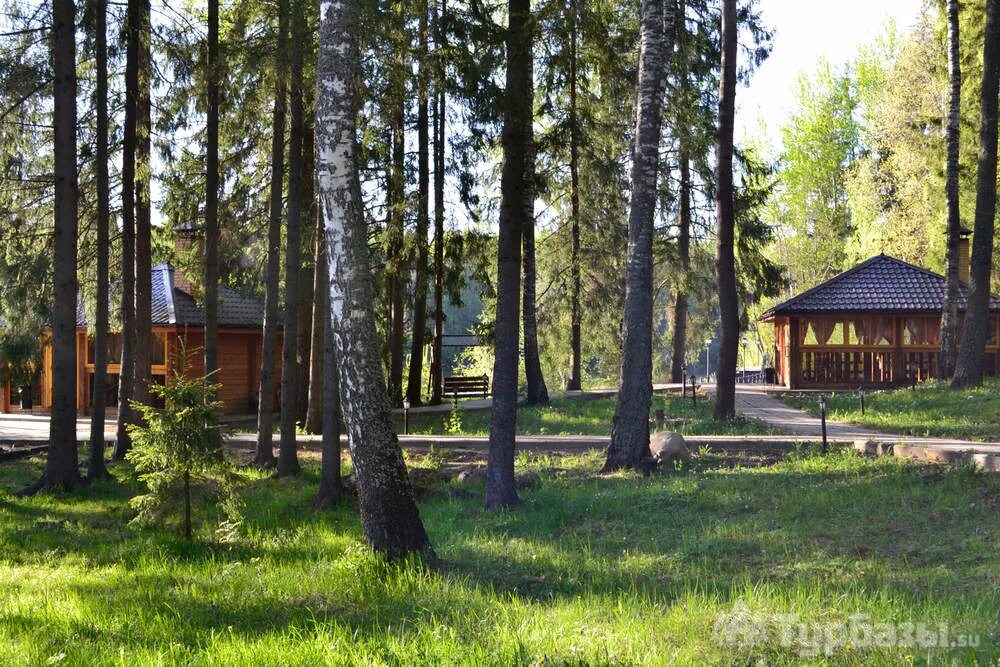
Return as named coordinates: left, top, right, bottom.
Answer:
left=859, top=386, right=865, bottom=415
left=818, top=394, right=828, bottom=454
left=402, top=397, right=410, bottom=435
left=739, top=334, right=747, bottom=380
left=681, top=364, right=687, bottom=398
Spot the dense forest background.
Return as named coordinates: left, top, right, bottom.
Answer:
left=0, top=0, right=995, bottom=392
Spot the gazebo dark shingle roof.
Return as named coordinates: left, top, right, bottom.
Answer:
left=762, top=254, right=1000, bottom=318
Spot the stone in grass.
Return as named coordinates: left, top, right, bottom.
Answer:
left=454, top=467, right=540, bottom=489
left=515, top=471, right=541, bottom=489
left=455, top=467, right=486, bottom=484
left=650, top=431, right=691, bottom=468
left=853, top=439, right=892, bottom=456
left=408, top=467, right=445, bottom=494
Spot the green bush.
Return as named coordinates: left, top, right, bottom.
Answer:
left=126, top=360, right=241, bottom=540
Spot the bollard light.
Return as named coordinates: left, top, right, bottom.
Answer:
left=818, top=394, right=828, bottom=454
left=402, top=397, right=411, bottom=435
left=681, top=365, right=687, bottom=398
left=859, top=386, right=866, bottom=415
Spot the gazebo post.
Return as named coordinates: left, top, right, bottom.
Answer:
left=893, top=316, right=905, bottom=386
left=789, top=316, right=800, bottom=389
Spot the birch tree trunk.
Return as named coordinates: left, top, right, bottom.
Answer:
left=712, top=0, right=739, bottom=420
left=255, top=1, right=289, bottom=466
left=318, top=0, right=432, bottom=559
left=39, top=0, right=81, bottom=493
left=278, top=0, right=306, bottom=476
left=603, top=0, right=675, bottom=471
left=939, top=0, right=963, bottom=379
left=88, top=0, right=111, bottom=481
left=953, top=0, right=1000, bottom=388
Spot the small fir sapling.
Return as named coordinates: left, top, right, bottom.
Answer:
left=126, top=351, right=241, bottom=540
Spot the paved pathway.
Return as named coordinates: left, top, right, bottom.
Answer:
left=5, top=384, right=998, bottom=469
left=726, top=384, right=1000, bottom=457
left=0, top=413, right=115, bottom=443
left=0, top=385, right=686, bottom=443
left=733, top=386, right=884, bottom=439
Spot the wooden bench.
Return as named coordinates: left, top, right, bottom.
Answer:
left=443, top=375, right=490, bottom=400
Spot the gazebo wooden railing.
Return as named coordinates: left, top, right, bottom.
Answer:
left=799, top=348, right=938, bottom=387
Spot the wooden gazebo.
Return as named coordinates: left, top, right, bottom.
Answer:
left=761, top=253, right=1000, bottom=389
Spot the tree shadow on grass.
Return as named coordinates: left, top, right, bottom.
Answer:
left=427, top=460, right=999, bottom=605
left=38, top=459, right=994, bottom=664
left=0, top=462, right=363, bottom=568
left=4, top=454, right=999, bottom=661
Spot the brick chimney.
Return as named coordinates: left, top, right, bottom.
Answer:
left=172, top=223, right=203, bottom=295
left=959, top=231, right=971, bottom=284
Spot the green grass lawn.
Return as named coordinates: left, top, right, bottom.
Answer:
left=779, top=379, right=1000, bottom=441
left=397, top=393, right=772, bottom=437
left=2, top=449, right=998, bottom=664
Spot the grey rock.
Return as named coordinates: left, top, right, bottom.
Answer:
left=650, top=431, right=691, bottom=466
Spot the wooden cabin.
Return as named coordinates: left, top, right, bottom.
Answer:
left=1, top=263, right=280, bottom=415
left=761, top=252, right=1000, bottom=389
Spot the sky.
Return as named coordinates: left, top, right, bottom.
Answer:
left=735, top=0, right=924, bottom=146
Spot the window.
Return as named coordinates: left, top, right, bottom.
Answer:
left=152, top=331, right=166, bottom=366
left=903, top=318, right=939, bottom=347
left=87, top=333, right=124, bottom=366
left=801, top=321, right=818, bottom=345
left=88, top=371, right=119, bottom=407
left=848, top=317, right=894, bottom=346
left=87, top=332, right=167, bottom=367
left=800, top=318, right=845, bottom=346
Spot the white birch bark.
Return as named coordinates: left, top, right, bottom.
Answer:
left=317, top=0, right=431, bottom=558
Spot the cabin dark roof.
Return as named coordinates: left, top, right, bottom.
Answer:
left=761, top=254, right=1000, bottom=319
left=74, top=264, right=266, bottom=329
